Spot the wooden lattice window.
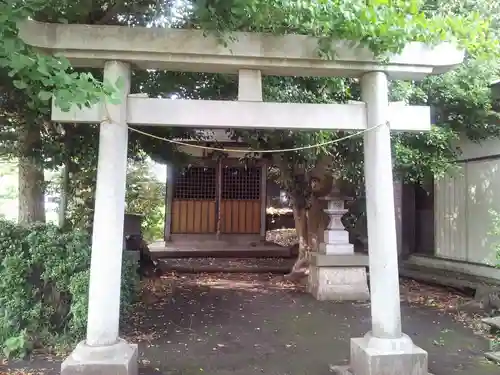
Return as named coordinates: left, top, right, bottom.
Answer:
left=174, top=167, right=216, bottom=199
left=221, top=167, right=261, bottom=200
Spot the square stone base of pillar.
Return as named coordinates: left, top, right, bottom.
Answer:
left=61, top=338, right=138, bottom=375
left=308, top=266, right=370, bottom=301
left=330, top=333, right=430, bottom=375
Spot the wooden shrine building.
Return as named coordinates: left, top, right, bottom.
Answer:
left=163, top=130, right=268, bottom=248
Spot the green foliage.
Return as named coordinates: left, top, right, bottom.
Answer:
left=393, top=126, right=461, bottom=183
left=126, top=160, right=166, bottom=242
left=2, top=331, right=31, bottom=359
left=411, top=59, right=500, bottom=139
left=195, top=0, right=498, bottom=58
left=0, top=219, right=139, bottom=358
left=66, top=252, right=139, bottom=337
left=0, top=2, right=115, bottom=113
left=60, top=155, right=166, bottom=240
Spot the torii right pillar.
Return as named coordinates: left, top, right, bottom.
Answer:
left=340, top=71, right=428, bottom=375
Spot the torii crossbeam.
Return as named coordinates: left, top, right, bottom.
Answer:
left=51, top=94, right=431, bottom=131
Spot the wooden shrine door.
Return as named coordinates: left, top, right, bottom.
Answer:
left=219, top=166, right=262, bottom=234
left=170, top=166, right=217, bottom=233
left=170, top=164, right=262, bottom=235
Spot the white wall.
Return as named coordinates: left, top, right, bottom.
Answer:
left=434, top=137, right=500, bottom=266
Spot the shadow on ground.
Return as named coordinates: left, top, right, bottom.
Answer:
left=2, top=273, right=498, bottom=375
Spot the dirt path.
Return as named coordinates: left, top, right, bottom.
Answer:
left=2, top=273, right=498, bottom=375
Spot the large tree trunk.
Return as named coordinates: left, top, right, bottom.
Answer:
left=58, top=125, right=72, bottom=229
left=58, top=162, right=69, bottom=228
left=285, top=203, right=310, bottom=283
left=18, top=125, right=46, bottom=224
left=285, top=162, right=332, bottom=283
left=293, top=204, right=309, bottom=258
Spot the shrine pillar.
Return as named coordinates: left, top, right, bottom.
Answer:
left=346, top=71, right=428, bottom=375
left=61, top=60, right=138, bottom=375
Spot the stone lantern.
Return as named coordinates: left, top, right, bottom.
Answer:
left=320, top=182, right=353, bottom=255
left=308, top=179, right=370, bottom=301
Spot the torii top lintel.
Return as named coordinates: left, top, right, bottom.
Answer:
left=18, top=20, right=464, bottom=80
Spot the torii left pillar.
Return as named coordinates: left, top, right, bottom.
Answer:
left=61, top=61, right=138, bottom=375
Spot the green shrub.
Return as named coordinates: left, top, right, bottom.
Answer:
left=0, top=219, right=140, bottom=358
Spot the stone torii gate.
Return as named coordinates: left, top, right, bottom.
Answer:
left=19, top=20, right=463, bottom=375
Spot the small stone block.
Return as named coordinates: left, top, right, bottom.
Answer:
left=324, top=229, right=350, bottom=243
left=350, top=334, right=428, bottom=375
left=320, top=243, right=354, bottom=255
left=329, top=365, right=352, bottom=374
left=327, top=200, right=345, bottom=210
left=310, top=253, right=369, bottom=267
left=324, top=243, right=354, bottom=255
left=308, top=266, right=369, bottom=301
left=485, top=351, right=500, bottom=364
left=61, top=339, right=138, bottom=375
left=482, top=316, right=500, bottom=330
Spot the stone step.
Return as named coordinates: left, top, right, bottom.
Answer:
left=402, top=263, right=500, bottom=285
left=399, top=267, right=477, bottom=291
left=399, top=263, right=500, bottom=293
left=157, top=257, right=294, bottom=274
left=485, top=351, right=500, bottom=365
left=151, top=248, right=292, bottom=259
left=482, top=317, right=500, bottom=330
